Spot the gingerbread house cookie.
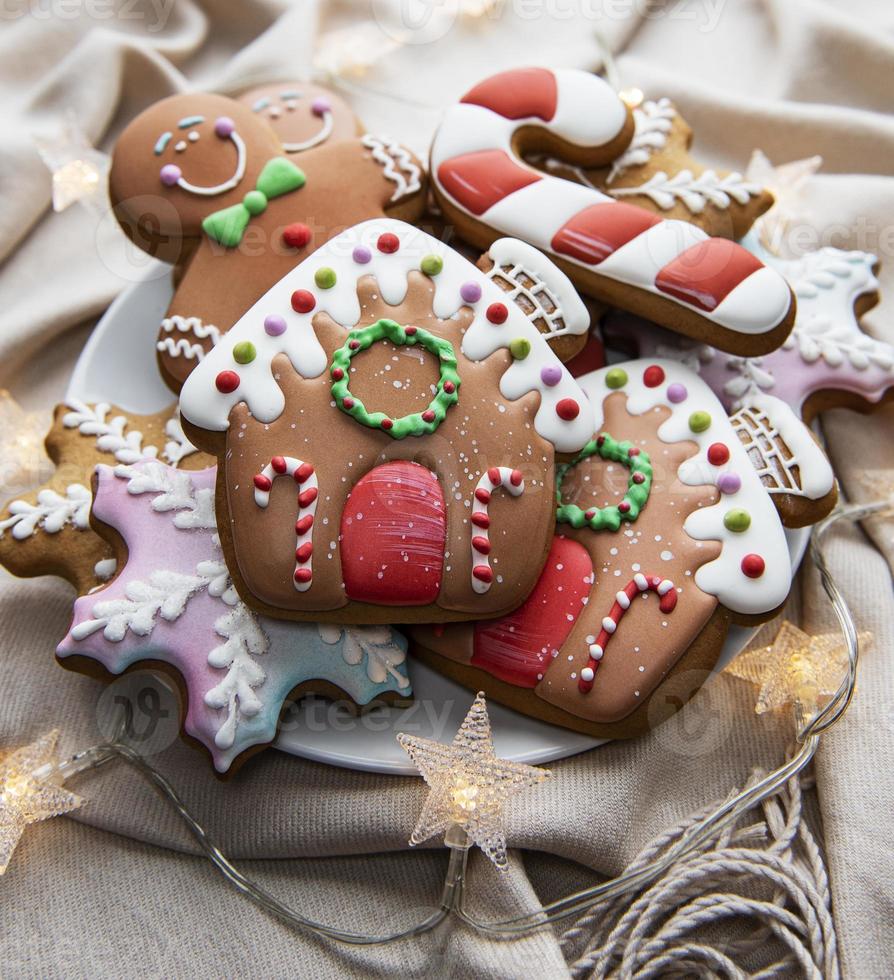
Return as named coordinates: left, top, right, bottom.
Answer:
left=178, top=219, right=594, bottom=624
left=409, top=359, right=837, bottom=738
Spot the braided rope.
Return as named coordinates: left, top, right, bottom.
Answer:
left=562, top=755, right=838, bottom=979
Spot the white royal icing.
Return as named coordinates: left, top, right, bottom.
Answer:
left=361, top=134, right=422, bottom=202
left=431, top=69, right=791, bottom=337
left=576, top=359, right=793, bottom=616
left=179, top=218, right=594, bottom=453
left=158, top=315, right=222, bottom=363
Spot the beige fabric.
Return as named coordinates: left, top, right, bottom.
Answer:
left=1, top=0, right=892, bottom=976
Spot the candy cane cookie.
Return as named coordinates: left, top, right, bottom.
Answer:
left=431, top=68, right=795, bottom=356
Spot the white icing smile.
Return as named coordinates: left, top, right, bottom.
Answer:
left=282, top=110, right=333, bottom=153
left=175, top=132, right=247, bottom=196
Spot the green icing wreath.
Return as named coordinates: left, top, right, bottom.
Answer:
left=555, top=432, right=652, bottom=532
left=329, top=318, right=461, bottom=439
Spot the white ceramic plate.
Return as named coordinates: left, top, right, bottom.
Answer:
left=67, top=266, right=807, bottom=774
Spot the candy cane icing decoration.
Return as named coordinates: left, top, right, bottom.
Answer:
left=579, top=573, right=676, bottom=693
left=470, top=467, right=525, bottom=593
left=252, top=456, right=318, bottom=591
left=431, top=68, right=793, bottom=350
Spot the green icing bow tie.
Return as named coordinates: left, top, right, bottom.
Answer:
left=202, top=157, right=306, bottom=247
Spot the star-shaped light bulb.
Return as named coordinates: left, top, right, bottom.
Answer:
left=0, top=731, right=83, bottom=875
left=727, top=621, right=872, bottom=719
left=398, top=692, right=549, bottom=869
left=745, top=150, right=823, bottom=257
left=0, top=389, right=50, bottom=492
left=34, top=112, right=110, bottom=214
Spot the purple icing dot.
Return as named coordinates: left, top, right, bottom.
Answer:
left=159, top=164, right=181, bottom=187
left=717, top=472, right=742, bottom=495
left=264, top=314, right=287, bottom=336
left=214, top=116, right=235, bottom=137
left=311, top=97, right=332, bottom=117
left=460, top=281, right=482, bottom=303
left=540, top=365, right=563, bottom=387
left=667, top=383, right=688, bottom=403
left=352, top=245, right=372, bottom=264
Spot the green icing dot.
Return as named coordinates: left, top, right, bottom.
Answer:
left=606, top=367, right=628, bottom=389
left=232, top=341, right=256, bottom=364
left=723, top=508, right=751, bottom=533
left=689, top=410, right=711, bottom=433
left=420, top=254, right=443, bottom=276
left=243, top=190, right=267, bottom=216
left=509, top=337, right=531, bottom=360
left=315, top=267, right=337, bottom=289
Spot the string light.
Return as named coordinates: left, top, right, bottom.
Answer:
left=398, top=692, right=549, bottom=869
left=34, top=112, right=110, bottom=215
left=0, top=732, right=83, bottom=875
left=727, top=620, right=872, bottom=718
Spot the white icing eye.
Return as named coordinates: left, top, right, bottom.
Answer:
left=285, top=99, right=298, bottom=111
left=188, top=130, right=200, bottom=142
left=268, top=106, right=282, bottom=119
left=174, top=140, right=187, bottom=152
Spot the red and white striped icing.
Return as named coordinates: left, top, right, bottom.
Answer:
left=579, top=573, right=676, bottom=693
left=252, top=456, right=318, bottom=591
left=431, top=67, right=792, bottom=338
left=469, top=466, right=525, bottom=593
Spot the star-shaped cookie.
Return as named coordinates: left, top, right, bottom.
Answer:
left=0, top=401, right=209, bottom=592
left=56, top=460, right=412, bottom=773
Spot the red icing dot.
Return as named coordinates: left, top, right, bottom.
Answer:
left=421, top=409, right=435, bottom=423
left=348, top=340, right=360, bottom=350
left=331, top=367, right=344, bottom=381
left=556, top=398, right=580, bottom=421
left=282, top=223, right=311, bottom=248
left=405, top=326, right=417, bottom=336
left=443, top=380, right=456, bottom=394
left=628, top=447, right=641, bottom=457
left=271, top=457, right=287, bottom=474
left=294, top=568, right=313, bottom=584
left=472, top=535, right=491, bottom=554
left=741, top=554, right=765, bottom=578
left=632, top=472, right=645, bottom=484
left=488, top=467, right=501, bottom=486
left=486, top=302, right=508, bottom=324
left=707, top=442, right=730, bottom=465
left=298, top=487, right=318, bottom=508
left=291, top=289, right=315, bottom=313
left=295, top=542, right=313, bottom=563
left=585, top=509, right=596, bottom=520
left=295, top=462, right=315, bottom=484
left=215, top=370, right=239, bottom=393
left=618, top=501, right=630, bottom=513
left=643, top=364, right=665, bottom=387
left=596, top=435, right=606, bottom=447
left=381, top=418, right=394, bottom=430
left=343, top=397, right=355, bottom=409
left=295, top=514, right=314, bottom=534
left=253, top=474, right=271, bottom=492
left=510, top=469, right=523, bottom=487
left=475, top=488, right=491, bottom=504
left=377, top=232, right=400, bottom=253
left=472, top=565, right=493, bottom=584
left=471, top=512, right=491, bottom=529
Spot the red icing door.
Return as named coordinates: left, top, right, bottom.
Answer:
left=340, top=461, right=446, bottom=605
left=472, top=536, right=593, bottom=687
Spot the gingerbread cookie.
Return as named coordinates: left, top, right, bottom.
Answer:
left=536, top=97, right=772, bottom=240
left=109, top=92, right=426, bottom=393
left=56, top=461, right=411, bottom=773
left=408, top=359, right=837, bottom=739
left=0, top=401, right=209, bottom=593
left=614, top=237, right=893, bottom=422
left=178, top=218, right=594, bottom=624
left=237, top=82, right=361, bottom=153
left=430, top=67, right=795, bottom=356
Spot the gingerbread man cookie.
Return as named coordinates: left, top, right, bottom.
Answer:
left=178, top=219, right=594, bottom=624
left=109, top=93, right=426, bottom=393
left=0, top=401, right=209, bottom=593
left=536, top=97, right=773, bottom=240
left=615, top=237, right=893, bottom=422
left=430, top=67, right=795, bottom=356
left=237, top=82, right=362, bottom=153
left=409, top=359, right=837, bottom=739
left=57, top=461, right=411, bottom=774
